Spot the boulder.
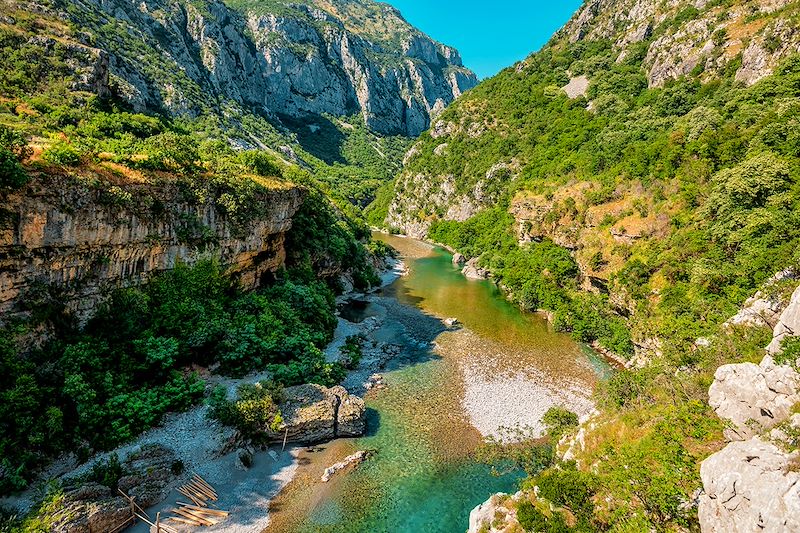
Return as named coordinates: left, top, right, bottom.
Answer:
left=320, top=450, right=371, bottom=482
left=768, top=285, right=800, bottom=354
left=462, top=258, right=489, bottom=280
left=452, top=252, right=466, bottom=266
left=698, top=438, right=800, bottom=532
left=468, top=492, right=524, bottom=533
left=276, top=384, right=366, bottom=443
left=48, top=443, right=181, bottom=533
left=334, top=385, right=367, bottom=437
left=52, top=486, right=132, bottom=533
left=708, top=356, right=800, bottom=440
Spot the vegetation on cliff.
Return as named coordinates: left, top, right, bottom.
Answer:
left=384, top=0, right=800, bottom=529
left=0, top=0, right=393, bottom=497
left=0, top=258, right=350, bottom=493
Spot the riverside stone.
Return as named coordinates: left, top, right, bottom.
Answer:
left=461, top=258, right=489, bottom=280
left=273, top=384, right=366, bottom=444
left=468, top=492, right=524, bottom=533
left=320, top=450, right=370, bottom=482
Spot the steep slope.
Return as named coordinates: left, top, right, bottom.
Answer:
left=0, top=0, right=394, bottom=496
left=0, top=0, right=477, bottom=205
left=53, top=0, right=476, bottom=137
left=388, top=0, right=800, bottom=354
left=383, top=0, right=800, bottom=530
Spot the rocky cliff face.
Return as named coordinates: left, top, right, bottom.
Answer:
left=698, top=283, right=800, bottom=531
left=52, top=0, right=476, bottom=137
left=558, top=0, right=800, bottom=87
left=388, top=0, right=800, bottom=235
left=0, top=171, right=304, bottom=325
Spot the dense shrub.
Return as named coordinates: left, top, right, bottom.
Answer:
left=208, top=381, right=284, bottom=439
left=542, top=407, right=579, bottom=440
left=41, top=141, right=82, bottom=166
left=535, top=465, right=596, bottom=519
left=0, top=146, right=27, bottom=188
left=0, top=260, right=343, bottom=494
left=516, top=500, right=570, bottom=533
left=0, top=125, right=30, bottom=188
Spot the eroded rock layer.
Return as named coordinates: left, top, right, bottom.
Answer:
left=0, top=172, right=304, bottom=324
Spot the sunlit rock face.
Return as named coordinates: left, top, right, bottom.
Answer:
left=0, top=172, right=304, bottom=325
left=64, top=0, right=477, bottom=136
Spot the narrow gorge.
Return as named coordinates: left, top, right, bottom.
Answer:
left=3, top=0, right=800, bottom=532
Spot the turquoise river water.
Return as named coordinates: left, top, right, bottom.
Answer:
left=265, top=234, right=608, bottom=533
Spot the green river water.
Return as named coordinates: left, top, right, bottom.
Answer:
left=266, top=234, right=608, bottom=533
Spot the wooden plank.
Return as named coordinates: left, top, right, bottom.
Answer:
left=176, top=487, right=206, bottom=507
left=169, top=516, right=203, bottom=526
left=176, top=502, right=229, bottom=516
left=171, top=507, right=218, bottom=526
left=171, top=508, right=214, bottom=526
left=192, top=474, right=218, bottom=496
left=186, top=480, right=217, bottom=500
left=180, top=484, right=210, bottom=503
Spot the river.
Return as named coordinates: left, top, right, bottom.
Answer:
left=264, top=234, right=609, bottom=532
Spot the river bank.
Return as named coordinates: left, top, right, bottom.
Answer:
left=0, top=253, right=408, bottom=532
left=2, top=235, right=606, bottom=533
left=262, top=233, right=607, bottom=532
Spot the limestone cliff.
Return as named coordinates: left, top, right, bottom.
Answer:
left=45, top=0, right=477, bottom=137
left=0, top=171, right=304, bottom=324
left=698, top=283, right=800, bottom=531
left=389, top=0, right=800, bottom=236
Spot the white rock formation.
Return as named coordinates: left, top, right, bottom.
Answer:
left=468, top=492, right=524, bottom=533
left=708, top=356, right=800, bottom=441
left=698, top=438, right=800, bottom=532
left=768, top=285, right=800, bottom=354
left=462, top=258, right=490, bottom=280
left=701, top=283, right=800, bottom=532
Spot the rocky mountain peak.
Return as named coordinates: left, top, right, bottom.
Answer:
left=43, top=0, right=477, bottom=137
left=554, top=0, right=800, bottom=87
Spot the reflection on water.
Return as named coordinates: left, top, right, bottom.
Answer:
left=265, top=234, right=608, bottom=533
left=337, top=299, right=376, bottom=324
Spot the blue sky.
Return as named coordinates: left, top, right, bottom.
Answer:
left=385, top=0, right=584, bottom=79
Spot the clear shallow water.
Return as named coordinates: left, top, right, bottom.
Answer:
left=266, top=235, right=607, bottom=533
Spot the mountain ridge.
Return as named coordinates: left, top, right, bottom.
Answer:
left=49, top=0, right=477, bottom=137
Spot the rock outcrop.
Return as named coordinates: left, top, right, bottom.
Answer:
left=557, top=0, right=800, bottom=88
left=726, top=270, right=796, bottom=328
left=708, top=356, right=800, bottom=441
left=52, top=444, right=179, bottom=533
left=468, top=492, right=525, bottom=533
left=49, top=0, right=477, bottom=137
left=768, top=285, right=800, bottom=354
left=461, top=257, right=490, bottom=280
left=274, top=384, right=366, bottom=444
left=0, top=172, right=304, bottom=325
left=700, top=283, right=800, bottom=531
left=698, top=438, right=800, bottom=532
